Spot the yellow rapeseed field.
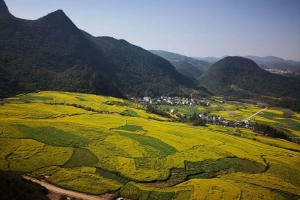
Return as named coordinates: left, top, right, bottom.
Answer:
left=1, top=91, right=300, bottom=199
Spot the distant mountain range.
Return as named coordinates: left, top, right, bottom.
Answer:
left=149, top=50, right=212, bottom=80
left=195, top=55, right=300, bottom=73
left=199, top=56, right=300, bottom=99
left=150, top=49, right=300, bottom=82
left=244, top=56, right=300, bottom=72
left=149, top=50, right=300, bottom=101
left=245, top=56, right=286, bottom=64
left=0, top=0, right=194, bottom=98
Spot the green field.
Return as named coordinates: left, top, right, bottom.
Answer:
left=1, top=91, right=300, bottom=199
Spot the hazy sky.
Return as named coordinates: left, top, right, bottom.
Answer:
left=5, top=0, right=300, bottom=61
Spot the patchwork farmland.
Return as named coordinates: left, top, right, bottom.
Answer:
left=1, top=91, right=300, bottom=199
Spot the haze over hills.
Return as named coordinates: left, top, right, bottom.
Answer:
left=0, top=0, right=194, bottom=98
left=199, top=56, right=300, bottom=99
left=170, top=61, right=202, bottom=80
left=149, top=50, right=211, bottom=79
left=194, top=56, right=225, bottom=63
left=195, top=55, right=300, bottom=73
left=244, top=56, right=300, bottom=72
left=244, top=56, right=286, bottom=64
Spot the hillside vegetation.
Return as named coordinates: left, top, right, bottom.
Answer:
left=0, top=0, right=193, bottom=98
left=84, top=33, right=195, bottom=96
left=1, top=91, right=300, bottom=199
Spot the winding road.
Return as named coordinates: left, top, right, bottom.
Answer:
left=23, top=176, right=107, bottom=200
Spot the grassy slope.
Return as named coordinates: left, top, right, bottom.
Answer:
left=0, top=91, right=300, bottom=199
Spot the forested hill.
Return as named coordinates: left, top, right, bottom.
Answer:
left=199, top=56, right=300, bottom=98
left=0, top=0, right=194, bottom=98
left=83, top=33, right=195, bottom=97
left=0, top=1, right=123, bottom=98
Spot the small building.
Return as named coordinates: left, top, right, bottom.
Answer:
left=170, top=109, right=177, bottom=114
left=143, top=97, right=151, bottom=102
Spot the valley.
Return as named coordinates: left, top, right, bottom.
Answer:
left=1, top=0, right=300, bottom=199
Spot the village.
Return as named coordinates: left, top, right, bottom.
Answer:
left=132, top=96, right=211, bottom=107
left=131, top=96, right=254, bottom=129
left=129, top=96, right=300, bottom=144
left=195, top=113, right=253, bottom=129
left=265, top=69, right=293, bottom=74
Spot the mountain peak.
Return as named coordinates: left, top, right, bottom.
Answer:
left=210, top=56, right=275, bottom=73
left=51, top=9, right=66, bottom=16
left=0, top=0, right=10, bottom=15
left=42, top=9, right=68, bottom=20
left=37, top=9, right=80, bottom=34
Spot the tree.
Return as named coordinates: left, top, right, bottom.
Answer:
left=258, top=102, right=268, bottom=108
left=253, top=123, right=288, bottom=140
left=234, top=128, right=242, bottom=136
left=282, top=109, right=294, bottom=118
left=193, top=118, right=206, bottom=126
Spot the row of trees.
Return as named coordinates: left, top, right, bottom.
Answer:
left=145, top=106, right=207, bottom=126
left=146, top=105, right=172, bottom=118
left=276, top=97, right=300, bottom=113
left=253, top=123, right=289, bottom=140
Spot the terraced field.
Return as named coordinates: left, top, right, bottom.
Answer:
left=1, top=91, right=300, bottom=199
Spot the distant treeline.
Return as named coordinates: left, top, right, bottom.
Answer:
left=276, top=97, right=300, bottom=113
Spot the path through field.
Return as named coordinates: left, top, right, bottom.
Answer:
left=244, top=107, right=268, bottom=121
left=23, top=176, right=113, bottom=200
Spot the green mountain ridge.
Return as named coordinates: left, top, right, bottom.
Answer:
left=84, top=33, right=195, bottom=96
left=199, top=56, right=300, bottom=99
left=0, top=0, right=194, bottom=98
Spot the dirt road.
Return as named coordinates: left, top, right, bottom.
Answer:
left=244, top=107, right=268, bottom=121
left=23, top=176, right=108, bottom=200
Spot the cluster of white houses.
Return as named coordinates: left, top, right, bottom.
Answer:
left=198, top=113, right=254, bottom=129
left=133, top=96, right=210, bottom=106
left=265, top=69, right=295, bottom=74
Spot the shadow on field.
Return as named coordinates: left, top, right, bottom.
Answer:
left=145, top=157, right=266, bottom=187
